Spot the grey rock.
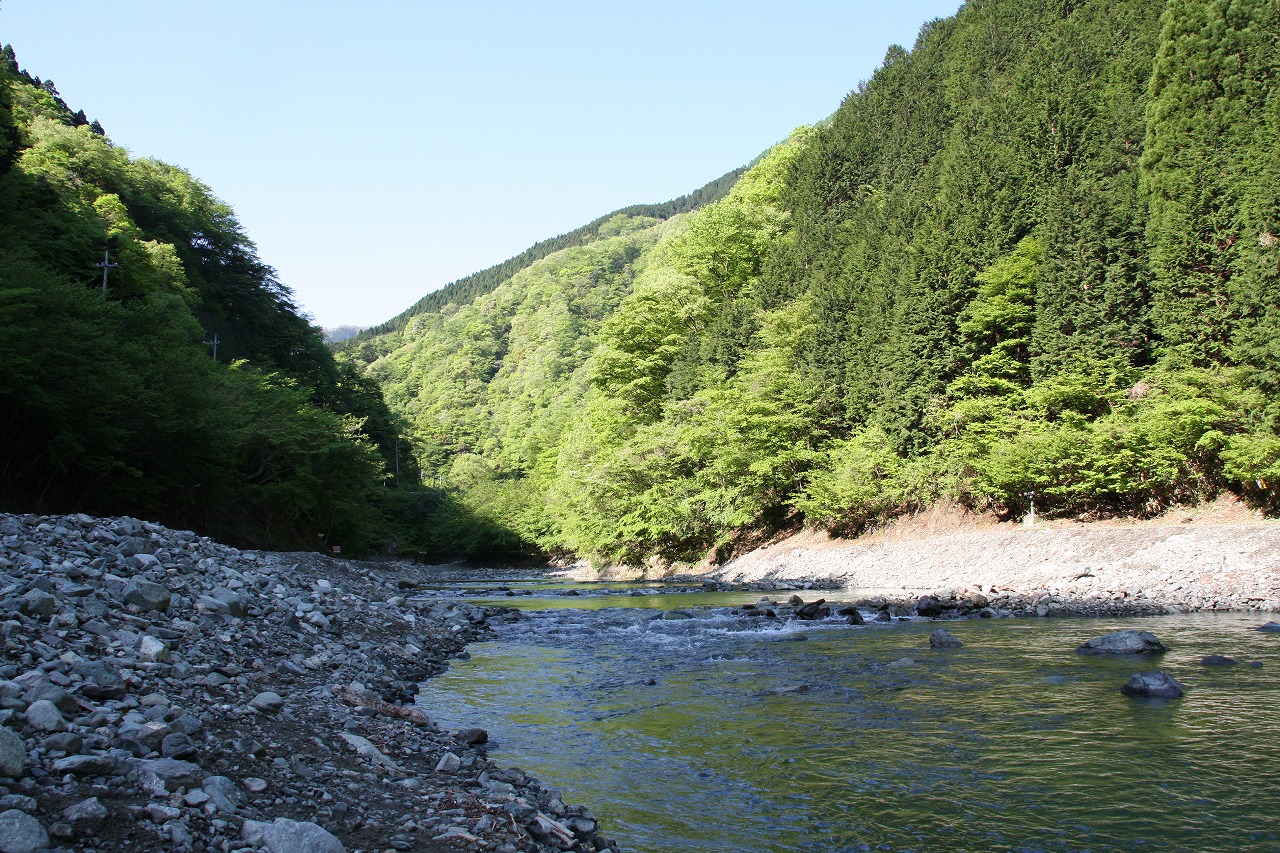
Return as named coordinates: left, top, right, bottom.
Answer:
left=0, top=795, right=36, bottom=813
left=136, top=757, right=204, bottom=793
left=248, top=691, right=285, bottom=714
left=1076, top=630, right=1168, bottom=655
left=22, top=681, right=77, bottom=713
left=71, top=660, right=125, bottom=700
left=211, top=587, right=245, bottom=616
left=929, top=628, right=963, bottom=649
left=19, top=589, right=55, bottom=617
left=0, top=808, right=48, bottom=853
left=1120, top=670, right=1185, bottom=699
left=52, top=753, right=123, bottom=776
left=137, top=635, right=170, bottom=663
left=1257, top=621, right=1280, bottom=632
left=243, top=777, right=268, bottom=793
left=242, top=817, right=345, bottom=853
left=915, top=595, right=943, bottom=617
left=0, top=727, right=25, bottom=778
left=123, top=580, right=171, bottom=613
left=61, top=797, right=108, bottom=833
left=202, top=775, right=245, bottom=813
left=457, top=727, right=488, bottom=745
left=436, top=751, right=462, bottom=772
left=22, top=699, right=66, bottom=732
left=42, top=731, right=82, bottom=755
left=160, top=731, right=197, bottom=759
left=195, top=595, right=230, bottom=615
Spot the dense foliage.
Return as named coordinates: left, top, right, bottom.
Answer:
left=351, top=0, right=1280, bottom=566
left=342, top=167, right=745, bottom=352
left=0, top=47, right=409, bottom=551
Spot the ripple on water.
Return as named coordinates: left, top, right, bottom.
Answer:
left=418, top=607, right=1280, bottom=853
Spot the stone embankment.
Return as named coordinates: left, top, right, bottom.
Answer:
left=0, top=513, right=617, bottom=853
left=703, top=520, right=1280, bottom=617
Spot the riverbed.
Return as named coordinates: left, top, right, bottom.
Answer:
left=417, top=585, right=1280, bottom=852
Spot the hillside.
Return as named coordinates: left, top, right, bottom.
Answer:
left=348, top=0, right=1280, bottom=567
left=0, top=46, right=405, bottom=552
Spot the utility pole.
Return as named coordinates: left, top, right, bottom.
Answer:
left=204, top=332, right=219, bottom=361
left=93, top=250, right=119, bottom=294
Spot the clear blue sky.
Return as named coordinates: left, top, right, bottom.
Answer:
left=1, top=0, right=962, bottom=328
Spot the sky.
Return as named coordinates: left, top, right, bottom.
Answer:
left=1, top=0, right=963, bottom=329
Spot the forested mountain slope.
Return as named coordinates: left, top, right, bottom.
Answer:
left=342, top=167, right=745, bottom=353
left=0, top=46, right=403, bottom=551
left=351, top=0, right=1280, bottom=567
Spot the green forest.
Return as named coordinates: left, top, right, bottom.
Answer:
left=4, top=0, right=1279, bottom=567
left=0, top=45, right=405, bottom=551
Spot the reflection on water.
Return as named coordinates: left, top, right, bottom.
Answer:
left=416, top=602, right=1280, bottom=853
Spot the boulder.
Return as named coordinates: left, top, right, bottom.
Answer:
left=1076, top=630, right=1168, bottom=655
left=242, top=818, right=345, bottom=853
left=52, top=753, right=123, bottom=776
left=929, top=628, right=963, bottom=649
left=1120, top=671, right=1185, bottom=699
left=19, top=589, right=55, bottom=617
left=202, top=775, right=245, bottom=813
left=23, top=699, right=67, bottom=732
left=136, top=757, right=204, bottom=793
left=0, top=808, right=48, bottom=853
left=915, top=595, right=944, bottom=617
left=61, top=797, right=108, bottom=834
left=71, top=660, right=126, bottom=700
left=836, top=606, right=865, bottom=625
left=123, top=580, right=171, bottom=613
left=1256, top=621, right=1280, bottom=633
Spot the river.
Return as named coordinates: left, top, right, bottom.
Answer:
left=415, top=582, right=1280, bottom=852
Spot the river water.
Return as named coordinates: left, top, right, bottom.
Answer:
left=416, top=584, right=1280, bottom=852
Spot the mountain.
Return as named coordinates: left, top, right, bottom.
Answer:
left=349, top=0, right=1280, bottom=566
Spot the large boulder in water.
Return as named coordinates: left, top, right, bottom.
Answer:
left=1120, top=671, right=1185, bottom=699
left=1256, top=621, right=1280, bottom=633
left=915, top=595, right=944, bottom=617
left=1076, top=630, right=1168, bottom=655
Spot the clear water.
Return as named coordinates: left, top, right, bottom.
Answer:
left=416, top=596, right=1280, bottom=853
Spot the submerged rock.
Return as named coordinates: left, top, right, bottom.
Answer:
left=1200, top=654, right=1237, bottom=666
left=1257, top=621, right=1280, bottom=632
left=929, top=628, right=963, bottom=649
left=1076, top=630, right=1168, bottom=655
left=1120, top=671, right=1185, bottom=699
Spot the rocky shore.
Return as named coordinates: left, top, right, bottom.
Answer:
left=701, top=513, right=1280, bottom=617
left=0, top=513, right=618, bottom=853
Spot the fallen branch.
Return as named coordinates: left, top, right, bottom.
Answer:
left=333, top=684, right=435, bottom=726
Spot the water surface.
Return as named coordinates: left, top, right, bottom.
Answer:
left=417, top=597, right=1280, bottom=852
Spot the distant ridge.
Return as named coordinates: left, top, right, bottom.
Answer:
left=342, top=166, right=746, bottom=346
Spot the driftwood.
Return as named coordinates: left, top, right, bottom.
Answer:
left=333, top=684, right=434, bottom=726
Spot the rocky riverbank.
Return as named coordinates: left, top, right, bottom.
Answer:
left=0, top=513, right=618, bottom=853
left=697, top=506, right=1280, bottom=617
